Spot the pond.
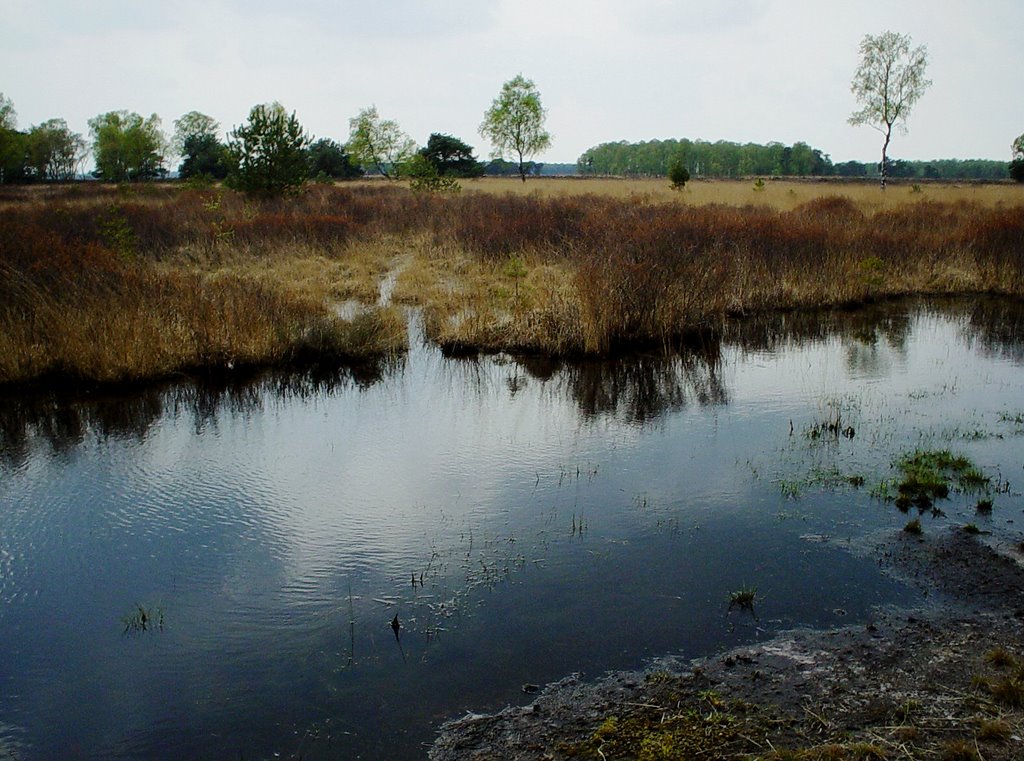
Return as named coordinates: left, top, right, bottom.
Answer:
left=2, top=298, right=1024, bottom=760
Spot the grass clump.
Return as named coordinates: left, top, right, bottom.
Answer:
left=729, top=587, right=757, bottom=610
left=560, top=697, right=764, bottom=760
left=122, top=603, right=164, bottom=634
left=976, top=717, right=1011, bottom=742
left=903, top=518, right=923, bottom=535
left=878, top=449, right=990, bottom=512
left=938, top=739, right=981, bottom=761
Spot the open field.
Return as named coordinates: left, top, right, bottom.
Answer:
left=1, top=179, right=1023, bottom=387
left=434, top=175, right=1024, bottom=210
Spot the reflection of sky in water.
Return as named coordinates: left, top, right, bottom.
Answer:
left=1, top=299, right=1023, bottom=759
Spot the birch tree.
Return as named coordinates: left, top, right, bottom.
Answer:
left=479, top=75, right=551, bottom=183
left=849, top=31, right=931, bottom=189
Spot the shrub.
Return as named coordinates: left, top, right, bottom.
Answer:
left=668, top=159, right=690, bottom=189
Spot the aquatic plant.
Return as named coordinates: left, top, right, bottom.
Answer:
left=903, top=518, right=923, bottom=535
left=729, top=588, right=757, bottom=610
left=878, top=449, right=991, bottom=513
left=122, top=603, right=163, bottom=634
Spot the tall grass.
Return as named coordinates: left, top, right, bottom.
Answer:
left=1, top=181, right=1022, bottom=386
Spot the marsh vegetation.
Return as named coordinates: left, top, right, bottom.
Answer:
left=2, top=178, right=1023, bottom=388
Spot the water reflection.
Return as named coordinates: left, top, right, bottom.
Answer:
left=2, top=299, right=1024, bottom=760
left=959, top=297, right=1024, bottom=364
left=0, top=359, right=401, bottom=470
left=536, top=350, right=727, bottom=424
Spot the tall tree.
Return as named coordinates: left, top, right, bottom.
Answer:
left=848, top=31, right=931, bottom=189
left=226, top=102, right=311, bottom=196
left=88, top=111, right=168, bottom=182
left=479, top=74, right=552, bottom=182
left=179, top=133, right=229, bottom=180
left=172, top=111, right=219, bottom=158
left=27, top=119, right=85, bottom=181
left=1011, top=133, right=1024, bottom=183
left=419, top=133, right=483, bottom=177
left=0, top=93, right=27, bottom=183
left=307, top=137, right=362, bottom=179
left=346, top=106, right=416, bottom=178
left=0, top=92, right=14, bottom=131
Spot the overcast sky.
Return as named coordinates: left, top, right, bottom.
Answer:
left=2, top=0, right=1020, bottom=166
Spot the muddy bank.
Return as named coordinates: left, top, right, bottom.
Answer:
left=431, top=528, right=1024, bottom=760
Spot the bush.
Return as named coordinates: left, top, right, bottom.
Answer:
left=668, top=160, right=690, bottom=189
left=1010, top=158, right=1024, bottom=183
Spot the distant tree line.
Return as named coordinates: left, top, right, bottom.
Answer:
left=0, top=74, right=555, bottom=194
left=577, top=138, right=1011, bottom=181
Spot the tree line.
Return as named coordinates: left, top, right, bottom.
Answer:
left=0, top=75, right=553, bottom=193
left=576, top=138, right=1012, bottom=181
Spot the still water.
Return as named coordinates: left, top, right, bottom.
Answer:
left=2, top=299, right=1023, bottom=759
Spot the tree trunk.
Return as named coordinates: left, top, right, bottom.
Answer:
left=880, top=126, right=892, bottom=190
left=517, top=149, right=526, bottom=183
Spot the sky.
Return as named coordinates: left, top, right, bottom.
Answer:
left=1, top=0, right=1021, bottom=166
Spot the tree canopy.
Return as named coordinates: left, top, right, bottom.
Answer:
left=0, top=92, right=26, bottom=183
left=27, top=119, right=85, bottom=181
left=0, top=93, right=15, bottom=131
left=578, top=138, right=833, bottom=178
left=849, top=30, right=931, bottom=188
left=226, top=102, right=311, bottom=195
left=419, top=133, right=483, bottom=177
left=307, top=138, right=363, bottom=180
left=346, top=106, right=416, bottom=178
left=1011, top=133, right=1024, bottom=183
left=172, top=111, right=219, bottom=158
left=479, top=74, right=551, bottom=182
left=88, top=111, right=168, bottom=182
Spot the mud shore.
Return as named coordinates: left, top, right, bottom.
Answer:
left=430, top=527, right=1024, bottom=760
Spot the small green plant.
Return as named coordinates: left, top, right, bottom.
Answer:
left=858, top=256, right=886, bottom=291
left=97, top=204, right=137, bottom=260
left=668, top=159, right=690, bottom=190
left=975, top=498, right=993, bottom=513
left=122, top=603, right=164, bottom=634
left=729, top=587, right=757, bottom=610
left=504, top=255, right=528, bottom=304
left=753, top=177, right=766, bottom=191
left=879, top=449, right=991, bottom=513
left=903, top=518, right=923, bottom=535
left=910, top=183, right=923, bottom=194
left=406, top=154, right=461, bottom=194
left=963, top=523, right=981, bottom=535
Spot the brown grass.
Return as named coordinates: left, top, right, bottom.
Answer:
left=2, top=179, right=1023, bottom=386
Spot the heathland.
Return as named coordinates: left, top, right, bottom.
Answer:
left=2, top=177, right=1023, bottom=387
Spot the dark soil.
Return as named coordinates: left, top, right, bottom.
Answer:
left=430, top=528, right=1024, bottom=760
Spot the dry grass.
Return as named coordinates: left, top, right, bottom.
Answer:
left=452, top=176, right=1024, bottom=211
left=2, top=180, right=1023, bottom=386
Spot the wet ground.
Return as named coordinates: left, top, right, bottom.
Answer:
left=430, top=526, right=1024, bottom=759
